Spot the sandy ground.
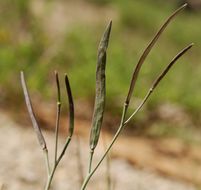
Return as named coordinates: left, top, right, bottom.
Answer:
left=0, top=111, right=196, bottom=190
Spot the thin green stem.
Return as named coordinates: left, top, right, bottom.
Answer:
left=44, top=148, right=51, bottom=176
left=45, top=165, right=57, bottom=190
left=44, top=137, right=71, bottom=190
left=80, top=91, right=160, bottom=189
left=81, top=103, right=128, bottom=190
left=88, top=150, right=94, bottom=173
left=124, top=90, right=152, bottom=125
left=57, top=137, right=71, bottom=164
left=44, top=73, right=74, bottom=190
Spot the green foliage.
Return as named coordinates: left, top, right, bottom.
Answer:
left=86, top=0, right=111, bottom=6
left=0, top=0, right=201, bottom=116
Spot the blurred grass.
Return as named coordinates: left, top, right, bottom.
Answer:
left=0, top=0, right=201, bottom=126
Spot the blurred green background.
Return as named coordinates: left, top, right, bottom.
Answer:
left=0, top=0, right=201, bottom=142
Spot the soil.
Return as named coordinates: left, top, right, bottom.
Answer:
left=0, top=110, right=197, bottom=190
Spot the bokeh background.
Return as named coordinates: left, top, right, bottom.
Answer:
left=0, top=0, right=201, bottom=189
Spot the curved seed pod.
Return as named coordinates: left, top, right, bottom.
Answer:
left=89, top=21, right=112, bottom=151
left=125, top=43, right=194, bottom=124
left=20, top=71, right=47, bottom=150
left=125, top=3, right=187, bottom=105
left=152, top=43, right=193, bottom=90
left=55, top=71, right=61, bottom=104
left=54, top=71, right=62, bottom=163
left=65, top=74, right=74, bottom=138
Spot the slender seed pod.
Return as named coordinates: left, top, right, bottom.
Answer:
left=54, top=71, right=62, bottom=163
left=55, top=71, right=61, bottom=104
left=152, top=43, right=193, bottom=90
left=65, top=74, right=74, bottom=138
left=125, top=3, right=187, bottom=106
left=89, top=21, right=112, bottom=151
left=125, top=43, right=194, bottom=125
left=20, top=71, right=47, bottom=150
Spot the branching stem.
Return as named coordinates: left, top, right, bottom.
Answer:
left=45, top=137, right=71, bottom=190
left=44, top=148, right=51, bottom=176
left=88, top=150, right=94, bottom=173
left=81, top=103, right=128, bottom=190
left=81, top=43, right=193, bottom=190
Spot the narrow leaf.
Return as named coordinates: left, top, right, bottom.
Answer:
left=125, top=3, right=187, bottom=105
left=65, top=74, right=74, bottom=137
left=20, top=71, right=47, bottom=150
left=90, top=21, right=112, bottom=151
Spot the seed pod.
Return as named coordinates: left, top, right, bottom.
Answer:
left=65, top=74, right=74, bottom=138
left=55, top=71, right=61, bottom=104
left=89, top=21, right=112, bottom=151
left=20, top=71, right=47, bottom=150
left=124, top=43, right=193, bottom=125
left=125, top=3, right=187, bottom=105
left=152, top=43, right=193, bottom=90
